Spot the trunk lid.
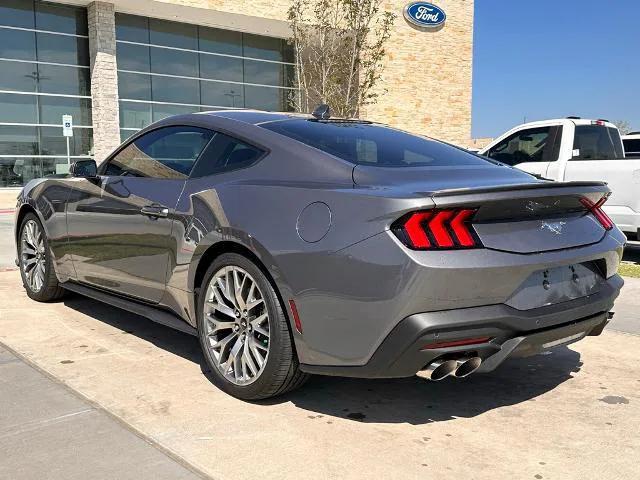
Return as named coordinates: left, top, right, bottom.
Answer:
left=353, top=165, right=611, bottom=254
left=430, top=181, right=611, bottom=254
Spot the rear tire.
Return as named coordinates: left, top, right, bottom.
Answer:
left=197, top=253, right=308, bottom=400
left=18, top=213, right=65, bottom=302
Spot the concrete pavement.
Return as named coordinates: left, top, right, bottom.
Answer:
left=0, top=213, right=16, bottom=270
left=0, top=343, right=204, bottom=480
left=610, top=275, right=640, bottom=335
left=0, top=188, right=19, bottom=211
left=0, top=268, right=639, bottom=480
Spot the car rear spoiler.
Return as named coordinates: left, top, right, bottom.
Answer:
left=428, top=181, right=610, bottom=208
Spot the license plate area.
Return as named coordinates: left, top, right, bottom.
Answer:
left=506, top=262, right=603, bottom=311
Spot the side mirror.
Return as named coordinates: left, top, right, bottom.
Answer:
left=70, top=159, right=97, bottom=178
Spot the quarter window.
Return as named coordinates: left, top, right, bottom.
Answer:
left=104, top=126, right=213, bottom=178
left=191, top=133, right=264, bottom=178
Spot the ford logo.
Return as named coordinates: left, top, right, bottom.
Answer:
left=403, top=2, right=446, bottom=29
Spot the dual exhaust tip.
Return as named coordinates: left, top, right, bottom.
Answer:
left=418, top=356, right=482, bottom=381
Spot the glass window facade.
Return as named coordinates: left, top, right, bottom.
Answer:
left=0, top=4, right=298, bottom=187
left=0, top=0, right=93, bottom=187
left=116, top=13, right=296, bottom=142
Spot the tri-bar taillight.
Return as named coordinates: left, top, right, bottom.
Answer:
left=580, top=196, right=615, bottom=230
left=392, top=208, right=481, bottom=250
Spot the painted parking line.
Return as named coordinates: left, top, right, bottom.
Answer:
left=0, top=209, right=15, bottom=214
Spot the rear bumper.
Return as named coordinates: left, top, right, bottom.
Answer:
left=300, top=274, right=623, bottom=378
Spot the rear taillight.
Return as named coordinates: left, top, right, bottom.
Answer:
left=581, top=197, right=614, bottom=230
left=393, top=208, right=482, bottom=250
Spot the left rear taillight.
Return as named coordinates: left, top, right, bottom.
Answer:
left=581, top=196, right=614, bottom=230
left=392, top=208, right=482, bottom=250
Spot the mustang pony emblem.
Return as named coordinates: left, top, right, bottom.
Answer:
left=540, top=221, right=567, bottom=234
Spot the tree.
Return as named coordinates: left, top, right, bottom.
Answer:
left=287, top=0, right=396, bottom=118
left=612, top=120, right=633, bottom=135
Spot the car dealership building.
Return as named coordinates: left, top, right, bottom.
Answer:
left=0, top=0, right=474, bottom=187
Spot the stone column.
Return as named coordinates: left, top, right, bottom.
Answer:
left=87, top=2, right=120, bottom=162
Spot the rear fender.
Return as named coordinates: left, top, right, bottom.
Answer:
left=181, top=229, right=315, bottom=357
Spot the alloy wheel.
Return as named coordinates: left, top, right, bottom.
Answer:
left=21, top=219, right=46, bottom=293
left=203, top=266, right=270, bottom=385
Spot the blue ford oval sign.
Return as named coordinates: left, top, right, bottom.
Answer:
left=403, top=2, right=446, bottom=29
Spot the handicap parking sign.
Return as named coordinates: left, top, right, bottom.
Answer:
left=62, top=115, right=73, bottom=137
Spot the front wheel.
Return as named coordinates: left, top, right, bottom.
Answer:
left=18, top=213, right=65, bottom=302
left=197, top=253, right=308, bottom=400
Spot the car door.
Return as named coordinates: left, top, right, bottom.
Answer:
left=485, top=126, right=561, bottom=178
left=66, top=125, right=214, bottom=302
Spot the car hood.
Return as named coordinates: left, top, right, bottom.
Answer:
left=352, top=164, right=542, bottom=194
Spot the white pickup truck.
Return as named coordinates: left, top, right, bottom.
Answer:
left=479, top=118, right=640, bottom=237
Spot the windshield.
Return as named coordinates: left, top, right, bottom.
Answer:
left=572, top=125, right=624, bottom=160
left=261, top=120, right=493, bottom=167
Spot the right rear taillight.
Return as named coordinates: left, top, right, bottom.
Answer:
left=392, top=208, right=482, bottom=250
left=581, top=197, right=614, bottom=230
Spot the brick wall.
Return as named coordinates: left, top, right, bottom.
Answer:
left=366, top=0, right=474, bottom=145
left=88, top=2, right=121, bottom=162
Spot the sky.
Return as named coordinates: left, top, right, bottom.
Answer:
left=472, top=0, right=640, bottom=138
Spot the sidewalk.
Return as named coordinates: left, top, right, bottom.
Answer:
left=0, top=343, right=204, bottom=480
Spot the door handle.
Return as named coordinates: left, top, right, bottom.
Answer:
left=140, top=204, right=169, bottom=218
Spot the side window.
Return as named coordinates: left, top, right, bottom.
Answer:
left=190, top=132, right=264, bottom=178
left=487, top=127, right=553, bottom=166
left=103, top=126, right=213, bottom=178
left=624, top=139, right=640, bottom=158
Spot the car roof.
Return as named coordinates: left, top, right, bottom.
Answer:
left=508, top=118, right=618, bottom=129
left=197, top=109, right=312, bottom=125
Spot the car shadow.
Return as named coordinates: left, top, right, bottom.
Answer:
left=62, top=293, right=583, bottom=425
left=62, top=293, right=204, bottom=363
left=276, top=349, right=582, bottom=425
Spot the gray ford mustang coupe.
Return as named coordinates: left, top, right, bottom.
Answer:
left=15, top=109, right=625, bottom=400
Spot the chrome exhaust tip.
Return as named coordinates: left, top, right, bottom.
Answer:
left=417, top=359, right=458, bottom=381
left=453, top=356, right=482, bottom=378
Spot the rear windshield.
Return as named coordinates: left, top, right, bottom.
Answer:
left=572, top=125, right=624, bottom=160
left=623, top=138, right=640, bottom=157
left=261, top=120, right=492, bottom=167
